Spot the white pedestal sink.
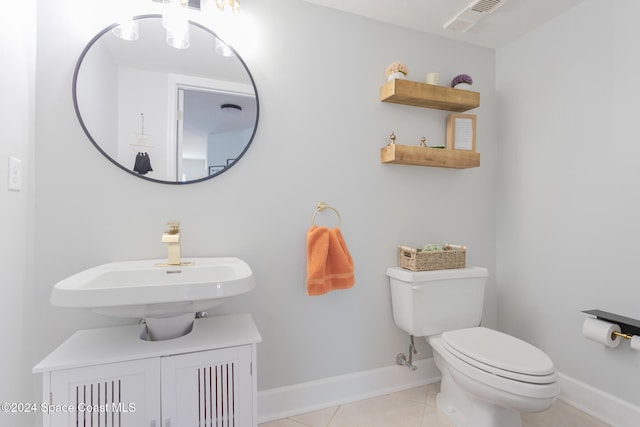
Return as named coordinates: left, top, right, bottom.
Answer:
left=50, top=257, right=255, bottom=340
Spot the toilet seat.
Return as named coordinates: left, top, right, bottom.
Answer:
left=429, top=328, right=560, bottom=400
left=441, top=327, right=557, bottom=384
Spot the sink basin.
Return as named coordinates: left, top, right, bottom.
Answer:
left=50, top=257, right=255, bottom=321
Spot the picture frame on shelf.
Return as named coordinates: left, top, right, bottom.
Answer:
left=446, top=113, right=476, bottom=152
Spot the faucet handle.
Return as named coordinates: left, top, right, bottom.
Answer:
left=166, top=221, right=180, bottom=234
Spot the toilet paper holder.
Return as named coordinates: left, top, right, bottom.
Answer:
left=582, top=309, right=640, bottom=337
left=611, top=331, right=634, bottom=340
left=582, top=309, right=640, bottom=351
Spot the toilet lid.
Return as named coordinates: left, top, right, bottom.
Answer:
left=442, top=327, right=555, bottom=380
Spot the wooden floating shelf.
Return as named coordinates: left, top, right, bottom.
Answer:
left=381, top=144, right=480, bottom=169
left=380, top=79, right=480, bottom=112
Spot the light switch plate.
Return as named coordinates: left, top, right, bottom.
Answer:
left=8, top=157, right=21, bottom=191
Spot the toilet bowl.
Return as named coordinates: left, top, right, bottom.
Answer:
left=430, top=327, right=560, bottom=427
left=386, top=267, right=559, bottom=427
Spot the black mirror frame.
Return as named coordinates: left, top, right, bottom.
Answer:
left=72, top=14, right=260, bottom=185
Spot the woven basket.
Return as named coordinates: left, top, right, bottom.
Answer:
left=398, top=244, right=466, bottom=271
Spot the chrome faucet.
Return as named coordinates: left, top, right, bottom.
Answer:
left=161, top=222, right=181, bottom=265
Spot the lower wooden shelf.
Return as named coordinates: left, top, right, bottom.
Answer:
left=381, top=144, right=480, bottom=169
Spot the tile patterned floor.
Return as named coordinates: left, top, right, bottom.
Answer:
left=259, top=383, right=609, bottom=427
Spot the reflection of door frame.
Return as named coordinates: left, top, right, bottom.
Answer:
left=166, top=73, right=254, bottom=182
left=176, top=88, right=185, bottom=181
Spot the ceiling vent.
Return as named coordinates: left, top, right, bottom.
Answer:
left=443, top=0, right=507, bottom=32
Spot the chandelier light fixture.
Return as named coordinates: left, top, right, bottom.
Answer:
left=216, top=0, right=240, bottom=15
left=113, top=0, right=240, bottom=49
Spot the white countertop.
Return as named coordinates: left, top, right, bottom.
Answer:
left=33, top=313, right=261, bottom=373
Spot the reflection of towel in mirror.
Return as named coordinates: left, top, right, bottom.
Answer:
left=306, top=225, right=355, bottom=296
left=133, top=152, right=153, bottom=175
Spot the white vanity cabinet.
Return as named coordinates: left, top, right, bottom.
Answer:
left=34, top=314, right=261, bottom=427
left=47, top=358, right=160, bottom=426
left=162, top=345, right=254, bottom=426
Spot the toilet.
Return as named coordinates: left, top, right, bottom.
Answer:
left=387, top=266, right=560, bottom=427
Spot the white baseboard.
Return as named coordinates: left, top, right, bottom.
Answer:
left=558, top=373, right=640, bottom=427
left=257, top=358, right=441, bottom=423
left=258, top=363, right=640, bottom=426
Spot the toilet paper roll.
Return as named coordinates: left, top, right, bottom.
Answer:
left=582, top=318, right=621, bottom=347
left=631, top=335, right=640, bottom=351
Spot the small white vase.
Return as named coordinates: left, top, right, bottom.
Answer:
left=387, top=72, right=406, bottom=81
left=453, top=82, right=472, bottom=90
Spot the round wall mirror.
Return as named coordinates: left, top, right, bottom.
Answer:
left=73, top=15, right=259, bottom=184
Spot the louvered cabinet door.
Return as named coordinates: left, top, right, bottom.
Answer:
left=161, top=345, right=254, bottom=427
left=48, top=358, right=161, bottom=427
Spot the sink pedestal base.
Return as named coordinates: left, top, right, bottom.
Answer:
left=142, top=313, right=195, bottom=341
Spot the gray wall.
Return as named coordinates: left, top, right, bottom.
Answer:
left=496, top=0, right=640, bottom=407
left=0, top=2, right=36, bottom=427
left=32, top=0, right=496, bottom=401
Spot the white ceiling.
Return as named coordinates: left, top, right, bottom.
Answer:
left=300, top=0, right=585, bottom=48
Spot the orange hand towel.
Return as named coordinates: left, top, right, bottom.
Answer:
left=306, top=225, right=355, bottom=296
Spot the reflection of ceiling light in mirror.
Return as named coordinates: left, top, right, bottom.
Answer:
left=220, top=104, right=242, bottom=113
left=167, top=28, right=191, bottom=49
left=215, top=38, right=234, bottom=57
left=162, top=0, right=191, bottom=48
left=111, top=19, right=139, bottom=41
left=216, top=0, right=240, bottom=15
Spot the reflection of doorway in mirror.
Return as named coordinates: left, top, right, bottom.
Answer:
left=169, top=76, right=257, bottom=181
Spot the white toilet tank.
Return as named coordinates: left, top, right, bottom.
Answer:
left=387, top=267, right=488, bottom=337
